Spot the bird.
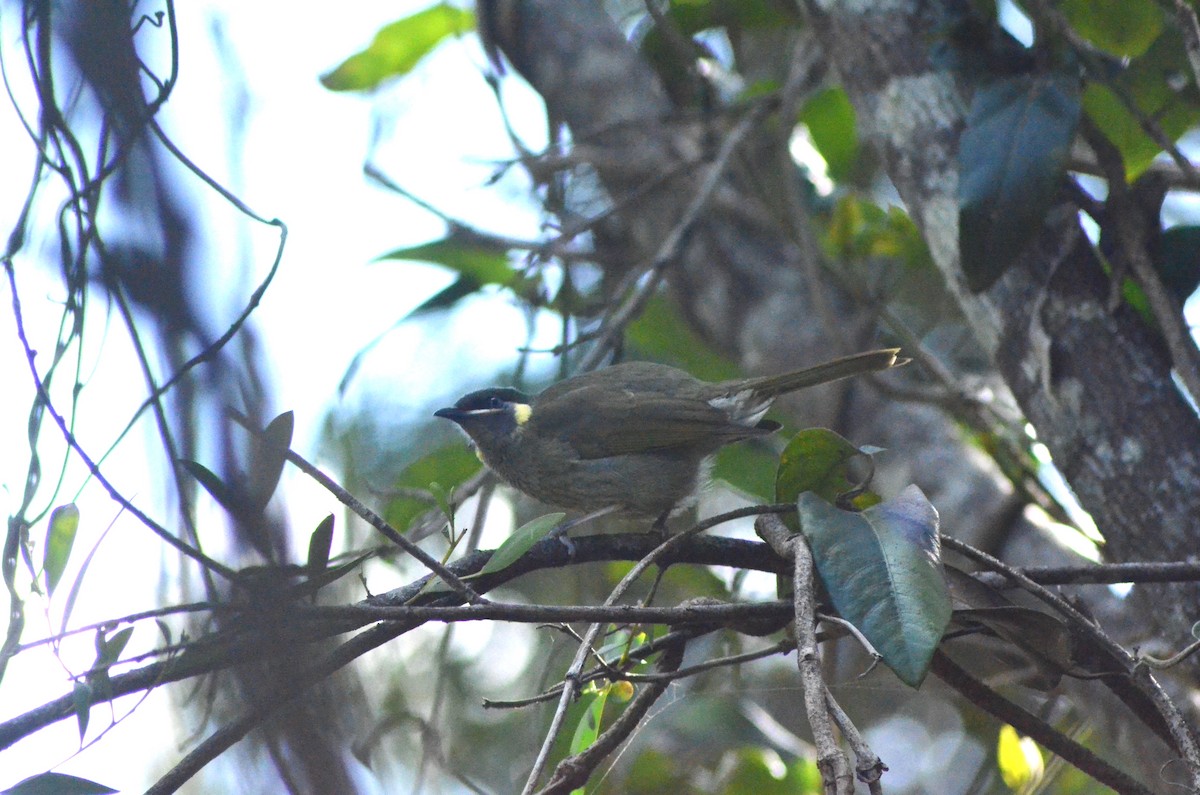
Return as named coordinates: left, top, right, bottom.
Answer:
left=434, top=348, right=901, bottom=526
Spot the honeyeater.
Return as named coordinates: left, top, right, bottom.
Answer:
left=435, top=349, right=900, bottom=524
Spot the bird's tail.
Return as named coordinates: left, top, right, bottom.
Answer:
left=732, top=348, right=903, bottom=398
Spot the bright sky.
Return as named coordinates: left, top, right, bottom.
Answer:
left=0, top=2, right=552, bottom=790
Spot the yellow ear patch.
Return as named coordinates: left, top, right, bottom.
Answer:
left=513, top=403, right=532, bottom=425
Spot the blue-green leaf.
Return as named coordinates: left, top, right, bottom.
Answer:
left=320, top=5, right=475, bottom=92
left=798, top=485, right=950, bottom=687
left=959, top=74, right=1081, bottom=291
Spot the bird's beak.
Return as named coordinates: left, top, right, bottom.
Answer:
left=434, top=406, right=505, bottom=422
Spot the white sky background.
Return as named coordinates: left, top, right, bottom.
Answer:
left=0, top=2, right=551, bottom=790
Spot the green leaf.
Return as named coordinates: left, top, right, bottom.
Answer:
left=959, top=74, right=1081, bottom=291
left=569, top=687, right=609, bottom=757
left=320, top=4, right=475, bottom=91
left=248, top=411, right=294, bottom=514
left=2, top=772, right=118, bottom=795
left=800, top=87, right=858, bottom=182
left=774, top=428, right=874, bottom=507
left=827, top=196, right=932, bottom=271
left=72, top=679, right=92, bottom=741
left=377, top=236, right=518, bottom=316
left=383, top=444, right=482, bottom=532
left=724, top=747, right=797, bottom=795
left=798, top=485, right=950, bottom=687
left=306, top=514, right=335, bottom=571
left=1084, top=30, right=1200, bottom=180
left=713, top=441, right=779, bottom=502
left=626, top=294, right=741, bottom=383
left=476, top=512, right=565, bottom=576
left=1060, top=0, right=1163, bottom=58
left=43, top=503, right=79, bottom=596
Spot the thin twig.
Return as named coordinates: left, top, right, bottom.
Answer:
left=228, top=409, right=486, bottom=604
left=931, top=650, right=1156, bottom=795
left=942, top=534, right=1200, bottom=788
left=578, top=106, right=767, bottom=371
left=755, top=512, right=855, bottom=794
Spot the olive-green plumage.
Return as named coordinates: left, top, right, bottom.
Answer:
left=435, top=348, right=899, bottom=520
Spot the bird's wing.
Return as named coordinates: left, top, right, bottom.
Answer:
left=532, top=386, right=770, bottom=459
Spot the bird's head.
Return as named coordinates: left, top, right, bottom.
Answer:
left=434, top=387, right=532, bottom=459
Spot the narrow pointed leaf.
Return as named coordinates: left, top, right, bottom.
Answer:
left=248, top=411, right=294, bottom=513
left=798, top=485, right=950, bottom=687
left=180, top=459, right=240, bottom=514
left=73, top=680, right=92, bottom=741
left=476, top=512, right=566, bottom=577
left=43, top=503, right=80, bottom=595
left=95, top=626, right=134, bottom=669
left=570, top=687, right=610, bottom=759
left=307, top=514, right=335, bottom=571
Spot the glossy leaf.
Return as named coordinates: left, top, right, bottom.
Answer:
left=320, top=5, right=474, bottom=91
left=1084, top=30, right=1200, bottom=180
left=384, top=443, right=482, bottom=532
left=43, top=503, right=80, bottom=595
left=2, top=772, right=118, bottom=795
left=798, top=485, right=950, bottom=687
left=959, top=74, right=1081, bottom=291
left=1060, top=0, right=1162, bottom=58
left=306, top=514, right=335, bottom=571
left=476, top=512, right=565, bottom=576
left=800, top=87, right=858, bottom=182
left=774, top=428, right=875, bottom=507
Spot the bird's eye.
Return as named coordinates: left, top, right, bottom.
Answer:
left=488, top=396, right=505, bottom=409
